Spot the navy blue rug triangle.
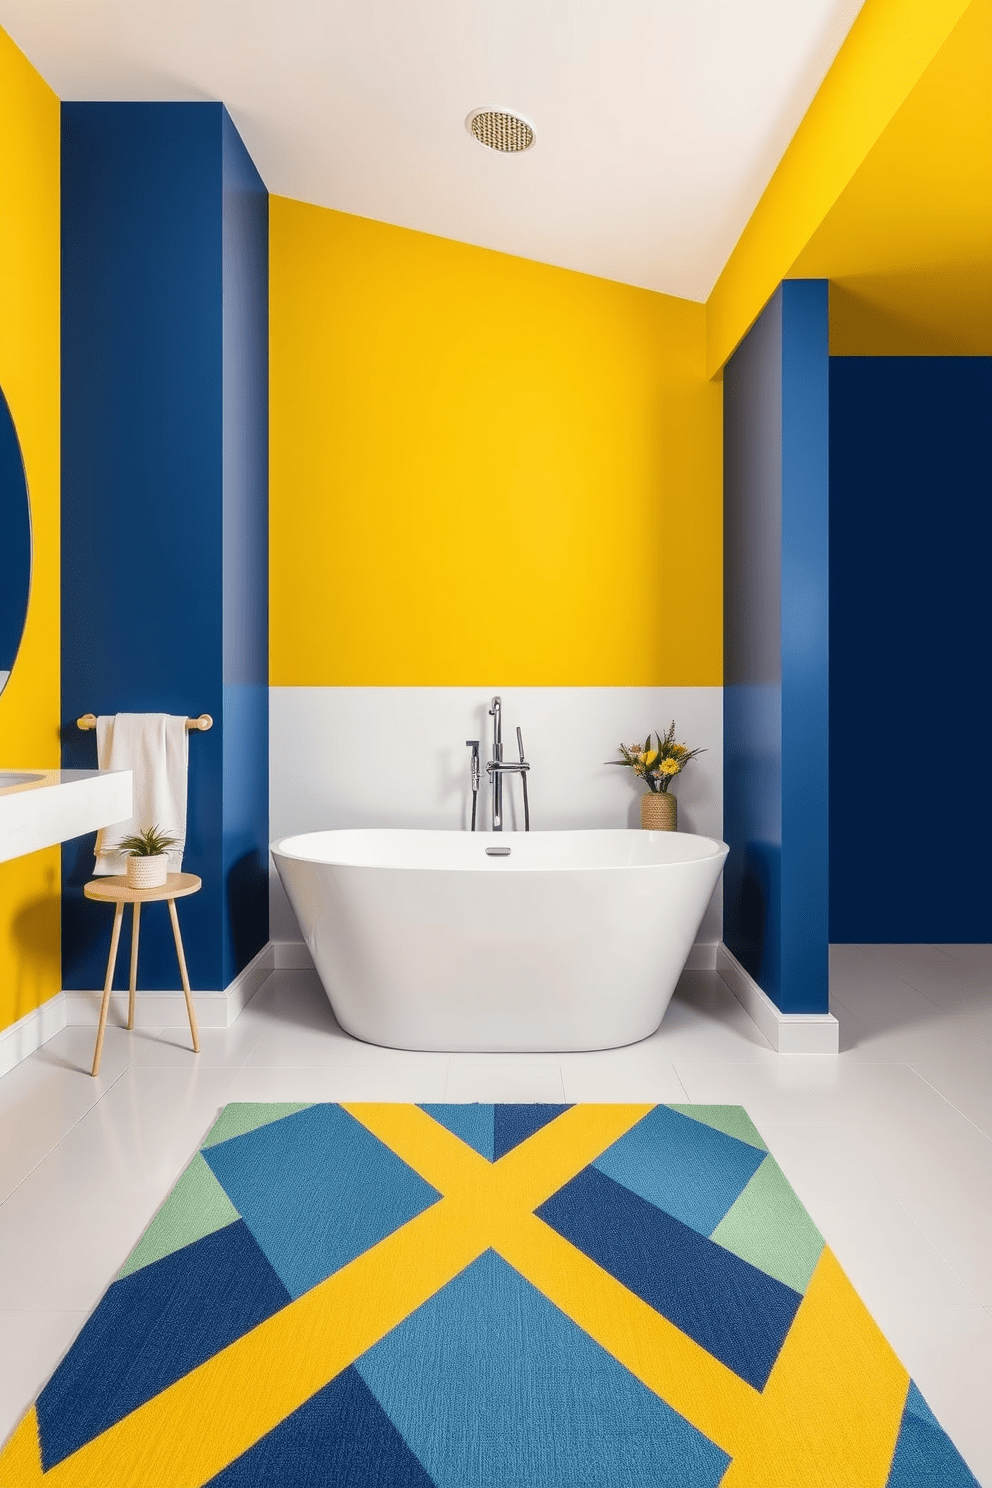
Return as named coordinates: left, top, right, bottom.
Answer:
left=536, top=1165, right=801, bottom=1390
left=493, top=1104, right=572, bottom=1160
left=36, top=1220, right=291, bottom=1470
left=203, top=1365, right=439, bottom=1487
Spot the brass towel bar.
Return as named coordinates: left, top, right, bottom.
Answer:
left=76, top=713, right=213, bottom=732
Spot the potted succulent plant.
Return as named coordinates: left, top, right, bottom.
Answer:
left=115, top=824, right=179, bottom=889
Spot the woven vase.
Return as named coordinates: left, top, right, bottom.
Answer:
left=126, top=854, right=169, bottom=889
left=641, top=791, right=677, bottom=831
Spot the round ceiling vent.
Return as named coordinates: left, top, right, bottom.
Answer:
left=467, top=109, right=535, bottom=154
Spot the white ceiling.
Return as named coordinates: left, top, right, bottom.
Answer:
left=0, top=0, right=866, bottom=301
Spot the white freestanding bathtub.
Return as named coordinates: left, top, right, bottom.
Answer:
left=271, top=828, right=728, bottom=1052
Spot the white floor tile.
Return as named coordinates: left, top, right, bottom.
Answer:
left=223, top=1058, right=450, bottom=1104
left=828, top=944, right=917, bottom=1002
left=137, top=1020, right=265, bottom=1068
left=676, top=1055, right=990, bottom=1147
left=832, top=984, right=991, bottom=1063
left=856, top=944, right=959, bottom=973
left=0, top=1183, right=159, bottom=1311
left=26, top=1023, right=163, bottom=1081
left=0, top=1311, right=89, bottom=1446
left=444, top=1055, right=565, bottom=1102
left=0, top=1026, right=162, bottom=1204
left=559, top=1049, right=688, bottom=1102
left=900, top=973, right=992, bottom=1014
left=941, top=945, right=992, bottom=973
left=912, top=1058, right=992, bottom=1141
left=12, top=1066, right=242, bottom=1208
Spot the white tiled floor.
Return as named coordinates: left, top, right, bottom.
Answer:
left=2, top=945, right=992, bottom=1483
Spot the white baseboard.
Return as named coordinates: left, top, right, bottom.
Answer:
left=63, top=943, right=275, bottom=1032
left=716, top=942, right=839, bottom=1054
left=684, top=941, right=718, bottom=971
left=272, top=940, right=315, bottom=970
left=0, top=995, right=68, bottom=1078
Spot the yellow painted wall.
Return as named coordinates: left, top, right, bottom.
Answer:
left=706, top=0, right=981, bottom=373
left=0, top=27, right=61, bottom=1033
left=791, top=0, right=992, bottom=355
left=270, top=200, right=721, bottom=687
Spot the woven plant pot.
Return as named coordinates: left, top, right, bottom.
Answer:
left=126, top=854, right=169, bottom=889
left=641, top=791, right=677, bottom=831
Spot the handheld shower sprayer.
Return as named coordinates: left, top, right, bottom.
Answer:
left=465, top=740, right=481, bottom=831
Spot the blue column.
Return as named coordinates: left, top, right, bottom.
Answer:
left=723, top=280, right=830, bottom=1013
left=61, top=103, right=268, bottom=992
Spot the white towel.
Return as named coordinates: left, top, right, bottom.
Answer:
left=94, top=714, right=189, bottom=876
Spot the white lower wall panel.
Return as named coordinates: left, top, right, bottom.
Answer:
left=0, top=996, right=67, bottom=1078
left=62, top=944, right=275, bottom=1031
left=269, top=686, right=724, bottom=944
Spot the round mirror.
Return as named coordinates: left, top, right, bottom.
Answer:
left=0, top=386, right=31, bottom=695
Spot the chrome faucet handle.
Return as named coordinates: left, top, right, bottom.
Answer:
left=516, top=726, right=526, bottom=765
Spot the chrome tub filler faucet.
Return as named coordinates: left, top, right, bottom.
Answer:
left=466, top=696, right=530, bottom=831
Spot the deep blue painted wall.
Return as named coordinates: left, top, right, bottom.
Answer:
left=220, top=111, right=269, bottom=987
left=724, top=281, right=830, bottom=1014
left=61, top=103, right=268, bottom=992
left=0, top=386, right=30, bottom=676
left=829, top=357, right=992, bottom=943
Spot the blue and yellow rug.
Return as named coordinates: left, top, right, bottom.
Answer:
left=1, top=1102, right=979, bottom=1486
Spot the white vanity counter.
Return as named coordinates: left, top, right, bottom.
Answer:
left=0, top=769, right=132, bottom=862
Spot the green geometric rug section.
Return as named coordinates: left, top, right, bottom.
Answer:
left=201, top=1102, right=312, bottom=1150
left=666, top=1104, right=768, bottom=1153
left=709, top=1154, right=825, bottom=1294
left=117, top=1154, right=240, bottom=1280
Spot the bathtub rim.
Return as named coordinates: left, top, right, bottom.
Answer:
left=270, top=825, right=729, bottom=874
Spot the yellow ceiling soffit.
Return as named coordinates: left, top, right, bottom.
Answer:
left=791, top=0, right=992, bottom=355
left=705, top=0, right=978, bottom=376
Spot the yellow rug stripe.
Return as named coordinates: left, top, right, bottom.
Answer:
left=722, top=1247, right=910, bottom=1487
left=0, top=1407, right=43, bottom=1482
left=344, top=1100, right=655, bottom=1212
left=495, top=1211, right=758, bottom=1455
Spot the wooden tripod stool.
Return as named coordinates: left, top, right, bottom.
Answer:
left=84, top=872, right=202, bottom=1077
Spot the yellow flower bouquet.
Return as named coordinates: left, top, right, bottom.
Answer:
left=608, top=721, right=704, bottom=793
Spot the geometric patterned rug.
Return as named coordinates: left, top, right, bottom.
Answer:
left=0, top=1102, right=979, bottom=1486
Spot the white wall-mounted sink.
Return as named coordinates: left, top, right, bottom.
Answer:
left=0, top=769, right=133, bottom=863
